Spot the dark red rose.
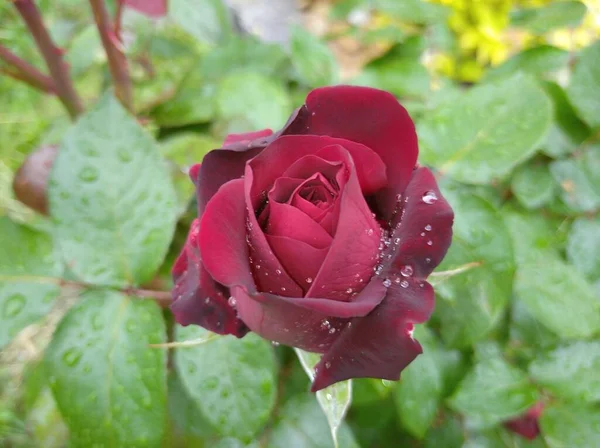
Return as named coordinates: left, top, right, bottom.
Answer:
left=504, top=402, right=544, bottom=440
left=171, top=86, right=454, bottom=391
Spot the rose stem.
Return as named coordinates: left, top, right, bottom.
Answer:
left=13, top=0, right=84, bottom=119
left=114, top=0, right=125, bottom=40
left=0, top=44, right=57, bottom=94
left=89, top=0, right=134, bottom=112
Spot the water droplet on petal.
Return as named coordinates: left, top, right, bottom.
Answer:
left=346, top=288, right=353, bottom=294
left=271, top=341, right=280, bottom=347
left=394, top=237, right=401, bottom=244
left=366, top=228, right=374, bottom=236
left=325, top=362, right=331, bottom=369
left=328, top=328, right=336, bottom=334
left=321, top=319, right=331, bottom=329
left=281, top=287, right=286, bottom=292
left=228, top=296, right=237, bottom=307
left=422, top=191, right=438, bottom=204
left=306, top=277, right=313, bottom=284
left=425, top=257, right=431, bottom=264
left=427, top=240, right=433, bottom=246
left=400, top=265, right=413, bottom=277
left=400, top=280, right=409, bottom=288
left=204, top=297, right=211, bottom=304
left=424, top=224, right=432, bottom=231
left=275, top=269, right=282, bottom=275
left=255, top=264, right=261, bottom=270
left=383, top=279, right=392, bottom=288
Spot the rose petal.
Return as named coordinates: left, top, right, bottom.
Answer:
left=504, top=403, right=544, bottom=440
left=124, top=0, right=167, bottom=17
left=311, top=280, right=435, bottom=391
left=307, top=145, right=381, bottom=301
left=244, top=169, right=305, bottom=297
left=291, top=195, right=331, bottom=221
left=231, top=280, right=387, bottom=351
left=171, top=219, right=248, bottom=337
left=222, top=129, right=274, bottom=149
left=195, top=148, right=262, bottom=214
left=282, top=86, right=417, bottom=217
left=266, top=202, right=333, bottom=248
left=269, top=177, right=304, bottom=203
left=282, top=155, right=343, bottom=184
left=266, top=235, right=328, bottom=290
left=199, top=180, right=255, bottom=291
left=248, top=135, right=386, bottom=204
left=391, top=167, right=454, bottom=278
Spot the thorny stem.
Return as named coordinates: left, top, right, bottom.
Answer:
left=0, top=274, right=171, bottom=306
left=13, top=0, right=84, bottom=119
left=89, top=0, right=134, bottom=111
left=0, top=44, right=56, bottom=93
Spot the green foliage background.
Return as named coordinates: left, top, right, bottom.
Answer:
left=1, top=0, right=599, bottom=447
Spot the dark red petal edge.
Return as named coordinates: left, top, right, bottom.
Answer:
left=171, top=219, right=248, bottom=337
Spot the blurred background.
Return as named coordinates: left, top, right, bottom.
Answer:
left=1, top=0, right=600, bottom=447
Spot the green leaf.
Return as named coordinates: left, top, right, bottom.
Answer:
left=394, top=327, right=444, bottom=439
left=509, top=299, right=560, bottom=360
left=216, top=72, right=292, bottom=132
left=167, top=371, right=214, bottom=444
left=267, top=394, right=360, bottom=448
left=449, top=356, right=539, bottom=429
left=352, top=58, right=430, bottom=99
left=540, top=402, right=600, bottom=448
left=434, top=188, right=515, bottom=347
left=0, top=218, right=61, bottom=349
left=295, top=349, right=352, bottom=448
left=352, top=378, right=393, bottom=406
left=514, top=255, right=600, bottom=339
left=419, top=74, right=552, bottom=184
left=567, top=217, right=600, bottom=281
left=291, top=26, right=339, bottom=87
left=214, top=438, right=259, bottom=448
left=511, top=161, right=556, bottom=209
left=49, top=93, right=178, bottom=287
left=25, top=388, right=69, bottom=448
left=151, top=79, right=217, bottom=127
left=540, top=81, right=590, bottom=158
left=373, top=0, right=449, bottom=24
left=45, top=290, right=167, bottom=447
left=511, top=1, right=587, bottom=34
left=568, top=41, right=600, bottom=128
left=484, top=46, right=569, bottom=82
left=174, top=325, right=277, bottom=441
left=169, top=0, right=233, bottom=44
left=529, top=341, right=600, bottom=403
left=550, top=146, right=600, bottom=213
left=424, top=415, right=464, bottom=448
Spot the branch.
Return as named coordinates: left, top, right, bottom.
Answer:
left=89, top=0, right=134, bottom=111
left=0, top=44, right=56, bottom=93
left=13, top=0, right=84, bottom=119
left=114, top=0, right=125, bottom=40
left=0, top=274, right=172, bottom=307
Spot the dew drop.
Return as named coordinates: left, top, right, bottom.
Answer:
left=271, top=341, right=280, bottom=347
left=400, top=265, right=413, bottom=277
left=366, top=228, right=374, bottom=236
left=204, top=297, right=211, bottom=304
left=325, top=362, right=331, bottom=369
left=346, top=287, right=353, bottom=294
left=281, top=287, right=286, bottom=292
left=421, top=232, right=426, bottom=237
left=118, top=148, right=133, bottom=162
left=3, top=293, right=25, bottom=317
left=79, top=166, right=98, bottom=182
left=393, top=237, right=400, bottom=244
left=321, top=319, right=331, bottom=329
left=425, top=257, right=431, bottom=264
left=326, top=393, right=333, bottom=400
left=328, top=328, right=336, bottom=334
left=306, top=277, right=313, bottom=284
left=228, top=296, right=237, bottom=307
left=383, top=278, right=392, bottom=288
left=422, top=191, right=438, bottom=204
left=275, top=269, right=282, bottom=275
left=62, top=348, right=82, bottom=366
left=424, top=224, right=432, bottom=231
left=400, top=280, right=409, bottom=288
left=255, top=264, right=261, bottom=270
left=427, top=240, right=433, bottom=246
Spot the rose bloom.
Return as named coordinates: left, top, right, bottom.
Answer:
left=171, top=86, right=454, bottom=391
left=504, top=402, right=544, bottom=440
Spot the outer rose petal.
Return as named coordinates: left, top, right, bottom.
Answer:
left=311, top=281, right=435, bottom=391
left=390, top=167, right=454, bottom=278
left=171, top=219, right=248, bottom=337
left=199, top=180, right=255, bottom=291
left=222, top=129, right=274, bottom=149
left=281, top=86, right=417, bottom=218
left=231, top=279, right=387, bottom=351
left=195, top=148, right=262, bottom=214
